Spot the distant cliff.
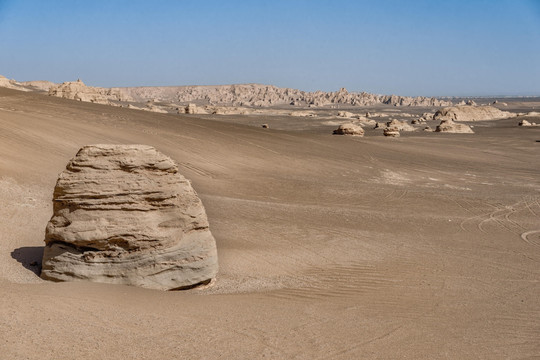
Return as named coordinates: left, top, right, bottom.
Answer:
left=0, top=75, right=452, bottom=107
left=119, top=84, right=452, bottom=107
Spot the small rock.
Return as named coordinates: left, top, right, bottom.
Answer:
left=384, top=127, right=400, bottom=137
left=435, top=119, right=474, bottom=133
left=333, top=123, right=364, bottom=136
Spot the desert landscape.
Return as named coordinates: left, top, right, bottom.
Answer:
left=1, top=1, right=539, bottom=358
left=1, top=75, right=539, bottom=358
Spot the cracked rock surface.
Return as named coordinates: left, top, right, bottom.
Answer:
left=41, top=144, right=218, bottom=290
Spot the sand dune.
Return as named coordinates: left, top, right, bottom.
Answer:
left=1, top=87, right=539, bottom=359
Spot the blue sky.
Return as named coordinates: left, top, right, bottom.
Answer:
left=0, top=0, right=539, bottom=96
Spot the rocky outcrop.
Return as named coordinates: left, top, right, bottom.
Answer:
left=414, top=112, right=434, bottom=123
left=434, top=105, right=514, bottom=122
left=48, top=79, right=133, bottom=104
left=0, top=74, right=56, bottom=92
left=333, top=123, right=364, bottom=136
left=20, top=80, right=56, bottom=91
left=383, top=127, right=400, bottom=137
left=385, top=119, right=416, bottom=132
left=41, top=144, right=218, bottom=290
left=519, top=119, right=538, bottom=127
left=121, top=84, right=452, bottom=108
left=337, top=111, right=356, bottom=118
left=0, top=75, right=31, bottom=92
left=435, top=119, right=474, bottom=133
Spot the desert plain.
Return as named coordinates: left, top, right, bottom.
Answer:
left=0, top=84, right=539, bottom=359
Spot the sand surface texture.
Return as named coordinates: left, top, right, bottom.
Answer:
left=1, top=88, right=539, bottom=359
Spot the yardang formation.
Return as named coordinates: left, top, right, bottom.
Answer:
left=41, top=144, right=218, bottom=290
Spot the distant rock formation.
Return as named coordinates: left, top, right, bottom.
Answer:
left=0, top=75, right=32, bottom=92
left=435, top=119, right=474, bottom=133
left=337, top=111, right=356, bottom=118
left=3, top=74, right=452, bottom=108
left=383, top=127, right=400, bottom=137
left=519, top=119, right=538, bottom=127
left=121, top=84, right=452, bottom=108
left=385, top=119, right=416, bottom=132
left=48, top=79, right=133, bottom=104
left=333, top=123, right=365, bottom=136
left=434, top=105, right=514, bottom=122
left=41, top=144, right=218, bottom=290
left=20, top=80, right=56, bottom=91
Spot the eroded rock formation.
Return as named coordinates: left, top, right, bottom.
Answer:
left=435, top=119, right=474, bottom=133
left=48, top=79, right=132, bottom=104
left=434, top=106, right=514, bottom=122
left=333, top=123, right=365, bottom=136
left=122, top=84, right=452, bottom=107
left=41, top=144, right=218, bottom=290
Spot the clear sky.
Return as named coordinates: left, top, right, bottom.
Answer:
left=0, top=0, right=539, bottom=96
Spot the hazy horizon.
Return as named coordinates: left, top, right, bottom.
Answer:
left=1, top=0, right=539, bottom=97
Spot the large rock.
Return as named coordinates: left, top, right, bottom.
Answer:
left=435, top=119, right=474, bottom=133
left=434, top=105, right=514, bottom=122
left=41, top=144, right=218, bottom=290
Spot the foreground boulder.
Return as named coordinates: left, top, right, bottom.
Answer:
left=435, top=119, right=474, bottom=133
left=41, top=144, right=218, bottom=290
left=333, top=123, right=364, bottom=136
left=434, top=105, right=514, bottom=122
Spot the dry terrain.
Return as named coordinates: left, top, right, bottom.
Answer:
left=1, top=87, right=539, bottom=359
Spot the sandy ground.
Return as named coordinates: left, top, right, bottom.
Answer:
left=1, top=87, right=539, bottom=359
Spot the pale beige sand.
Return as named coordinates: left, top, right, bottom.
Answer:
left=1, top=88, right=539, bottom=359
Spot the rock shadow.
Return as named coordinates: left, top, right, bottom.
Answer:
left=11, top=246, right=44, bottom=276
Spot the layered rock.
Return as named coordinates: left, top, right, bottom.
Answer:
left=435, top=119, right=474, bottom=133
left=48, top=79, right=133, bottom=104
left=121, top=84, right=452, bottom=107
left=383, top=127, right=400, bottom=137
left=333, top=123, right=364, bottom=136
left=434, top=105, right=514, bottom=122
left=41, top=144, right=218, bottom=290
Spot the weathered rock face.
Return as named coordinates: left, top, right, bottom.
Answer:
left=434, top=105, right=514, bottom=122
left=48, top=79, right=133, bottom=104
left=41, top=144, right=218, bottom=290
left=122, top=84, right=452, bottom=107
left=435, top=119, right=474, bottom=133
left=333, top=123, right=365, bottom=136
